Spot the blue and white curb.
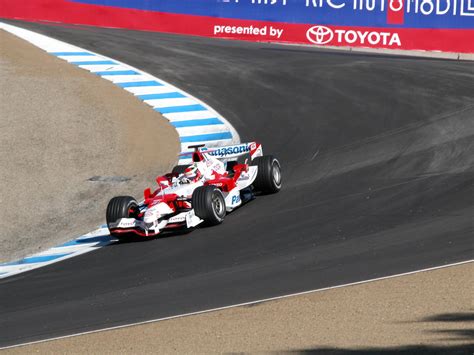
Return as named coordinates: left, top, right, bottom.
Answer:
left=0, top=227, right=113, bottom=279
left=0, top=22, right=239, bottom=162
left=0, top=22, right=240, bottom=279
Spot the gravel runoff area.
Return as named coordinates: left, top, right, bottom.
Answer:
left=4, top=262, right=472, bottom=353
left=0, top=30, right=180, bottom=263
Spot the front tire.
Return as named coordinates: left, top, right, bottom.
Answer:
left=251, top=155, right=282, bottom=194
left=192, top=186, right=226, bottom=226
left=106, top=196, right=139, bottom=239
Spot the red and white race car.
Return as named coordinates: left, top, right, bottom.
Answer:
left=106, top=142, right=281, bottom=239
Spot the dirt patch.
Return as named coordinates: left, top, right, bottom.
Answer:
left=5, top=262, right=472, bottom=353
left=0, top=30, right=180, bottom=262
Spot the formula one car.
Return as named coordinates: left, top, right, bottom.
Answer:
left=106, top=142, right=281, bottom=239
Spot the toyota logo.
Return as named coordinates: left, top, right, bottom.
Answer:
left=306, top=25, right=334, bottom=45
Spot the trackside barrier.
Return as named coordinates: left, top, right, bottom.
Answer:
left=0, top=0, right=473, bottom=54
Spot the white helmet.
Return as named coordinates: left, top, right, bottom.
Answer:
left=184, top=164, right=201, bottom=182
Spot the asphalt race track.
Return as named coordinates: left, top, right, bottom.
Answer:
left=1, top=20, right=473, bottom=347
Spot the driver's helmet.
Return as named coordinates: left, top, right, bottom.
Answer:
left=183, top=164, right=201, bottom=182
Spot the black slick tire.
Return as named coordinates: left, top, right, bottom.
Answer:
left=251, top=155, right=282, bottom=194
left=106, top=196, right=139, bottom=239
left=192, top=186, right=226, bottom=226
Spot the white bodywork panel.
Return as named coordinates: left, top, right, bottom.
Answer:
left=236, top=166, right=258, bottom=190
left=224, top=187, right=242, bottom=211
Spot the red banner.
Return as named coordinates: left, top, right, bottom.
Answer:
left=1, top=0, right=473, bottom=53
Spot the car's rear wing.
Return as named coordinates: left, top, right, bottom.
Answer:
left=179, top=142, right=263, bottom=162
left=202, top=142, right=263, bottom=161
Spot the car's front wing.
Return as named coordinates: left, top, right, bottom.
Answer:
left=108, top=210, right=203, bottom=237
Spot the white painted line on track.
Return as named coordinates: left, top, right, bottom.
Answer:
left=1, top=259, right=472, bottom=350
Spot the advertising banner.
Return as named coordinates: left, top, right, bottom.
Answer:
left=1, top=0, right=473, bottom=53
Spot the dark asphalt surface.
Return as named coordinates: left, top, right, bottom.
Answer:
left=1, top=20, right=473, bottom=347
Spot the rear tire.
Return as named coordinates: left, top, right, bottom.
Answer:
left=251, top=155, right=282, bottom=194
left=172, top=165, right=188, bottom=175
left=106, top=196, right=139, bottom=240
left=192, top=186, right=226, bottom=226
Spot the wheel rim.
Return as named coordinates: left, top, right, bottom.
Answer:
left=272, top=161, right=281, bottom=187
left=212, top=192, right=225, bottom=217
left=127, top=203, right=139, bottom=218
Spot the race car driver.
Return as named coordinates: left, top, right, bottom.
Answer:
left=182, top=164, right=203, bottom=183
